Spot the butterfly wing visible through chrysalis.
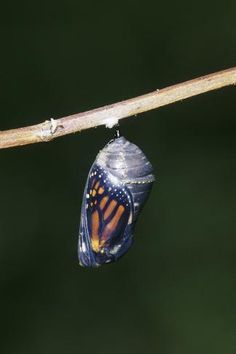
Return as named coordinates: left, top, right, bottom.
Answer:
left=78, top=164, right=134, bottom=267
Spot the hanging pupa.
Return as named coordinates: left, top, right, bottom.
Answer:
left=78, top=129, right=155, bottom=267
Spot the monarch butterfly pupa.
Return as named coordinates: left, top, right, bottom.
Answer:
left=78, top=129, right=155, bottom=268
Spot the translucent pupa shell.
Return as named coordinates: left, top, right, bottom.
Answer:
left=78, top=136, right=155, bottom=267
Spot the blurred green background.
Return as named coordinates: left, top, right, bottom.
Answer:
left=0, top=0, right=236, bottom=353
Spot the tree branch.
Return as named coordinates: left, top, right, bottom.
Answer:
left=0, top=67, right=235, bottom=149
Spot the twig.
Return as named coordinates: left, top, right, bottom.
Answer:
left=0, top=67, right=235, bottom=149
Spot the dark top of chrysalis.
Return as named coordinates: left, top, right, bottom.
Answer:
left=96, top=136, right=155, bottom=184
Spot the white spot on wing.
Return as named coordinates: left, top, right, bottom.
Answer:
left=82, top=242, right=86, bottom=252
left=110, top=244, right=121, bottom=255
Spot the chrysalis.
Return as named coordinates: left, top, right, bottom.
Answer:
left=78, top=129, right=155, bottom=267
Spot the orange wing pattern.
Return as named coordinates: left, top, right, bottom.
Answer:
left=85, top=164, right=132, bottom=255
